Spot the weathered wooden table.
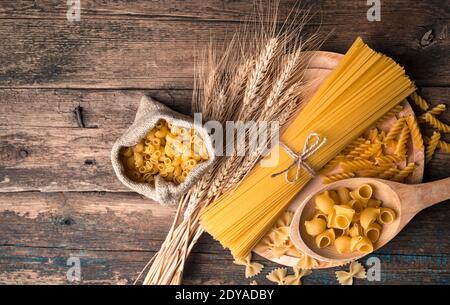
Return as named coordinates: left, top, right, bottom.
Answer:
left=0, top=1, right=449, bottom=285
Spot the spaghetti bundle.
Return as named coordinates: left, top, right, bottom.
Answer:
left=200, top=37, right=415, bottom=259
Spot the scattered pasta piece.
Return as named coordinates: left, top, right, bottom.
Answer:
left=233, top=253, right=264, bottom=278
left=269, top=226, right=290, bottom=246
left=322, top=172, right=355, bottom=184
left=253, top=235, right=272, bottom=253
left=285, top=239, right=305, bottom=257
left=266, top=268, right=288, bottom=285
left=410, top=92, right=429, bottom=111
left=271, top=244, right=289, bottom=258
left=265, top=266, right=311, bottom=285
left=293, top=265, right=311, bottom=277
left=405, top=115, right=424, bottom=150
left=254, top=210, right=295, bottom=259
left=438, top=139, right=450, bottom=153
left=245, top=263, right=264, bottom=278
left=424, top=113, right=450, bottom=133
left=255, top=234, right=288, bottom=258
left=296, top=254, right=319, bottom=269
left=275, top=211, right=294, bottom=227
left=284, top=268, right=312, bottom=285
left=425, top=132, right=441, bottom=163
left=335, top=261, right=367, bottom=285
left=418, top=104, right=446, bottom=122
left=249, top=280, right=258, bottom=285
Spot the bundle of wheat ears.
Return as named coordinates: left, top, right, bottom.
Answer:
left=137, top=3, right=324, bottom=285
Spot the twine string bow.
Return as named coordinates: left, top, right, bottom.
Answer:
left=271, top=132, right=327, bottom=183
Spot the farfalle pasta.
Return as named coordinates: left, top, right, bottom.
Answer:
left=266, top=268, right=287, bottom=285
left=269, top=226, right=290, bottom=246
left=233, top=253, right=264, bottom=278
left=284, top=267, right=311, bottom=285
left=266, top=266, right=311, bottom=285
left=253, top=213, right=294, bottom=259
left=296, top=254, right=319, bottom=269
left=335, top=261, right=367, bottom=285
left=304, top=184, right=397, bottom=254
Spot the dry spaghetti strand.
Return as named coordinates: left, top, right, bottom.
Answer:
left=200, top=37, right=415, bottom=259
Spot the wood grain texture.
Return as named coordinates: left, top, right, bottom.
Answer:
left=0, top=89, right=191, bottom=192
left=0, top=192, right=448, bottom=284
left=0, top=0, right=449, bottom=285
left=0, top=1, right=448, bottom=89
left=0, top=87, right=448, bottom=193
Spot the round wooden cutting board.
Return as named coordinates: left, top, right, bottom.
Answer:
left=252, top=51, right=425, bottom=269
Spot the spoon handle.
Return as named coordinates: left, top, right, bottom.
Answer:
left=406, top=177, right=450, bottom=213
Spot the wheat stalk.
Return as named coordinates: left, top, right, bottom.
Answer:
left=139, top=1, right=323, bottom=285
left=240, top=38, right=278, bottom=118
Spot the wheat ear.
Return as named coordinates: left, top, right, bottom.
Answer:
left=240, top=38, right=278, bottom=119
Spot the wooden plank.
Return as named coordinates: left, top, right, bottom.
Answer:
left=1, top=88, right=449, bottom=192
left=0, top=1, right=448, bottom=89
left=0, top=89, right=192, bottom=129
left=0, top=0, right=449, bottom=285
left=1, top=245, right=448, bottom=284
left=1, top=191, right=448, bottom=255
left=0, top=0, right=447, bottom=23
left=0, top=89, right=192, bottom=192
left=0, top=192, right=448, bottom=284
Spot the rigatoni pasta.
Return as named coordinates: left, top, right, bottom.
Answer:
left=304, top=184, right=397, bottom=254
left=120, top=119, right=208, bottom=185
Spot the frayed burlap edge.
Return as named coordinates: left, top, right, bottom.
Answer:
left=111, top=95, right=215, bottom=206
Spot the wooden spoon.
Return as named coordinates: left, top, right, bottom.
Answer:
left=290, top=177, right=450, bottom=263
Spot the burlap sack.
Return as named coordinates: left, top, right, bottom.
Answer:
left=111, top=95, right=215, bottom=206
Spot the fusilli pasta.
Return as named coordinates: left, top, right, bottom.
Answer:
left=384, top=117, right=406, bottom=142
left=425, top=132, right=441, bottom=163
left=424, top=113, right=450, bottom=133
left=391, top=162, right=416, bottom=182
left=405, top=115, right=424, bottom=150
left=438, top=139, right=450, bottom=153
left=410, top=92, right=429, bottom=111
left=394, top=125, right=409, bottom=157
